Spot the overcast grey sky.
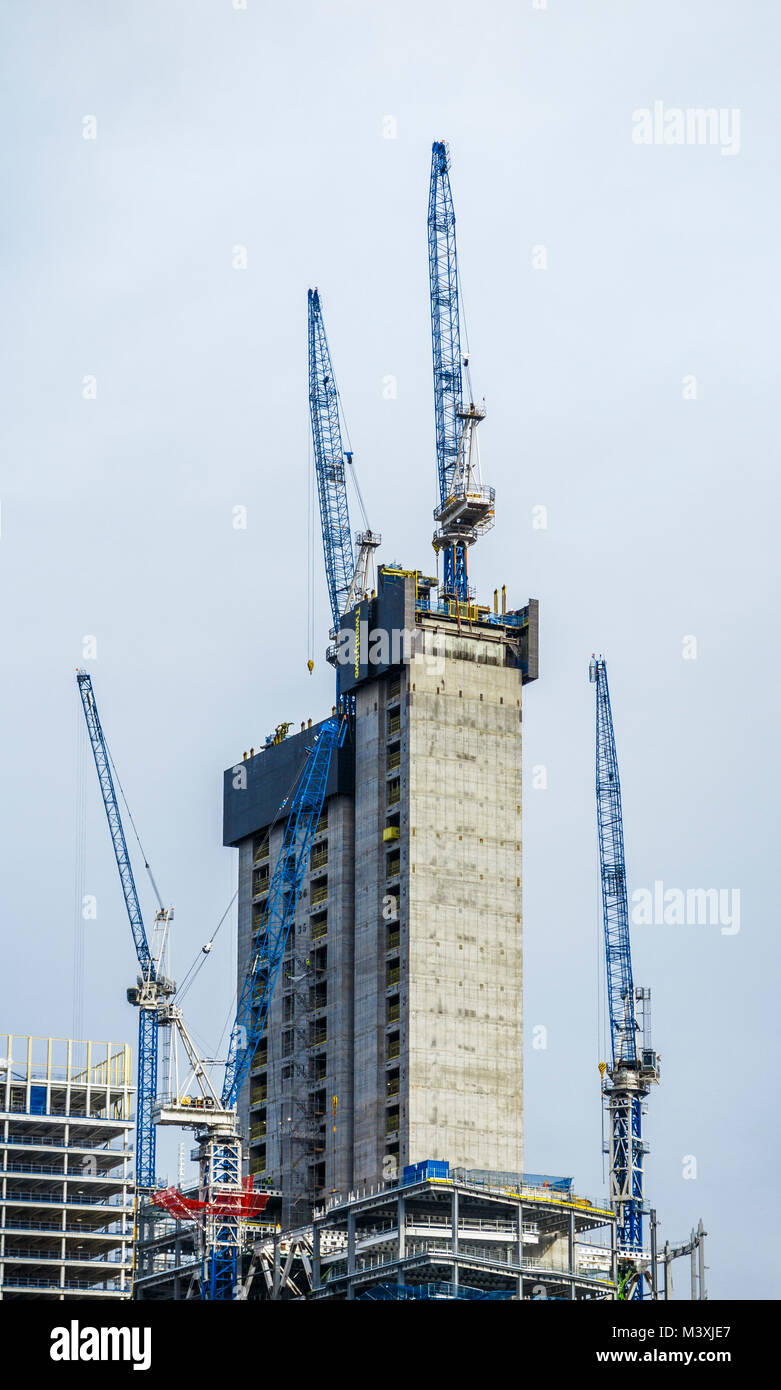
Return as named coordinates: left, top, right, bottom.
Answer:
left=1, top=0, right=778, bottom=1298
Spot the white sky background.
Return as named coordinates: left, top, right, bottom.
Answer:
left=1, top=0, right=778, bottom=1298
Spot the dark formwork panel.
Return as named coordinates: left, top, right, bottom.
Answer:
left=223, top=718, right=355, bottom=847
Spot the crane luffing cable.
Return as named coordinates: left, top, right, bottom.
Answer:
left=105, top=742, right=166, bottom=916
left=337, top=394, right=370, bottom=533
left=173, top=889, right=238, bottom=1008
left=174, top=751, right=308, bottom=1010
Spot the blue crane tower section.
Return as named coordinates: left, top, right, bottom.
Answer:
left=590, top=656, right=659, bottom=1299
left=76, top=669, right=159, bottom=1190
left=221, top=715, right=346, bottom=1111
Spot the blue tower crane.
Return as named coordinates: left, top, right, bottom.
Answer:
left=165, top=297, right=360, bottom=1299
left=589, top=655, right=660, bottom=1300
left=187, top=714, right=346, bottom=1300
left=76, top=670, right=174, bottom=1190
left=170, top=286, right=370, bottom=1297
left=307, top=287, right=380, bottom=647
left=427, top=141, right=494, bottom=602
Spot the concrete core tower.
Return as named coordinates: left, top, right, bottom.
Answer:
left=223, top=567, right=538, bottom=1225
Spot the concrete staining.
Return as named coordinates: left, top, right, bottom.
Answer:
left=406, top=635, right=524, bottom=1175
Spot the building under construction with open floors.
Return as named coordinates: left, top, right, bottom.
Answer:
left=170, top=1164, right=614, bottom=1301
left=279, top=1165, right=615, bottom=1301
left=223, top=565, right=539, bottom=1232
left=0, top=1034, right=134, bottom=1300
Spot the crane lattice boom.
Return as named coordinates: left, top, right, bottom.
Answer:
left=428, top=141, right=463, bottom=517
left=76, top=669, right=166, bottom=1190
left=590, top=655, right=660, bottom=1296
left=427, top=142, right=494, bottom=601
left=592, top=657, right=636, bottom=1068
left=76, top=670, right=154, bottom=981
left=308, top=288, right=357, bottom=630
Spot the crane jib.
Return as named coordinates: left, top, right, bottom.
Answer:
left=593, top=662, right=637, bottom=1070
left=76, top=672, right=155, bottom=980
left=76, top=669, right=159, bottom=1190
left=307, top=289, right=355, bottom=630
left=428, top=142, right=463, bottom=512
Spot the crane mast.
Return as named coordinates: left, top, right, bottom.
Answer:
left=590, top=655, right=660, bottom=1299
left=76, top=670, right=174, bottom=1191
left=428, top=141, right=494, bottom=602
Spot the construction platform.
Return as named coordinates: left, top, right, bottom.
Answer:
left=243, top=1167, right=616, bottom=1301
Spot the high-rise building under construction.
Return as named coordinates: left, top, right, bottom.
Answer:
left=223, top=568, right=538, bottom=1226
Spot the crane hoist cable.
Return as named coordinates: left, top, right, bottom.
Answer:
left=72, top=700, right=88, bottom=1039
left=337, top=388, right=370, bottom=533
left=330, top=334, right=369, bottom=535
left=172, top=751, right=317, bottom=1008
left=456, top=260, right=476, bottom=405
left=104, top=739, right=165, bottom=915
left=173, top=888, right=238, bottom=1008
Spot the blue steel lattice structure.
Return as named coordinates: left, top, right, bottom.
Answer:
left=427, top=142, right=494, bottom=601
left=221, top=715, right=346, bottom=1110
left=199, top=302, right=355, bottom=1299
left=200, top=1131, right=243, bottom=1302
left=428, top=141, right=463, bottom=598
left=590, top=656, right=659, bottom=1300
left=593, top=660, right=637, bottom=1071
left=76, top=669, right=168, bottom=1190
left=428, top=145, right=462, bottom=498
left=200, top=716, right=345, bottom=1300
left=307, top=288, right=356, bottom=631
